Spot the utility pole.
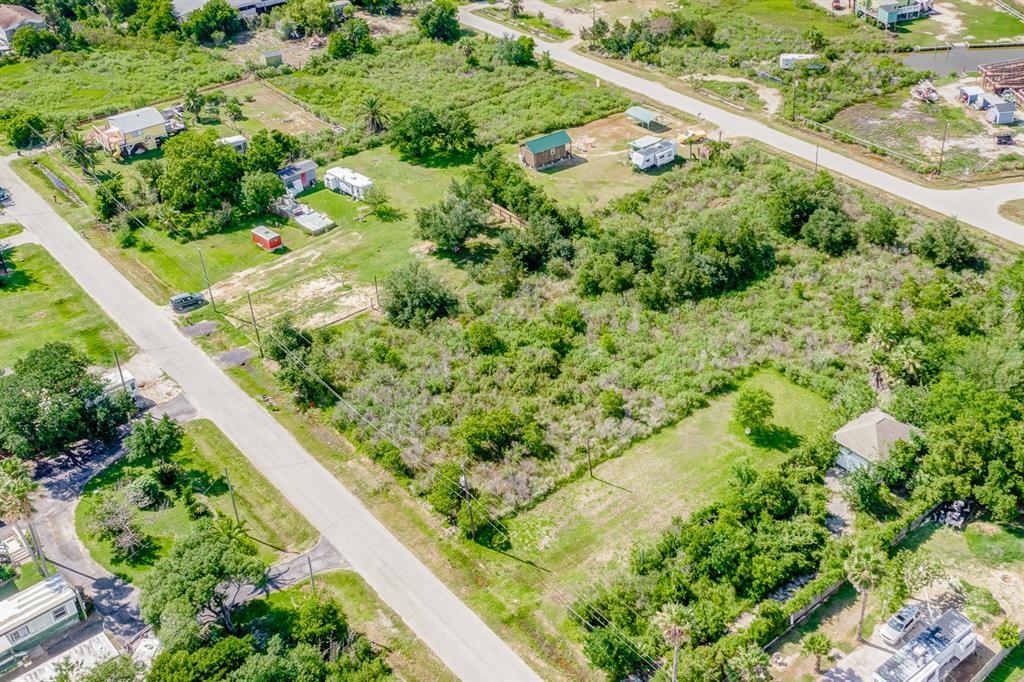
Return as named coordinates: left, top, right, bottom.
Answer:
left=937, top=121, right=950, bottom=175
left=224, top=467, right=240, bottom=523
left=198, top=249, right=216, bottom=312
left=791, top=79, right=798, bottom=121
left=247, top=291, right=263, bottom=358
left=459, top=466, right=476, bottom=539
left=814, top=145, right=819, bottom=172
left=113, top=348, right=127, bottom=393
left=587, top=449, right=594, bottom=478
left=307, top=555, right=316, bottom=594
left=373, top=276, right=380, bottom=309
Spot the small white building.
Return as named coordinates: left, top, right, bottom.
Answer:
left=101, top=369, right=138, bottom=398
left=0, top=575, right=81, bottom=663
left=957, top=85, right=985, bottom=105
left=324, top=167, right=373, bottom=200
left=986, top=100, right=1016, bottom=124
left=873, top=610, right=976, bottom=682
left=779, top=53, right=818, bottom=70
left=628, top=136, right=677, bottom=170
left=833, top=408, right=919, bottom=472
left=215, top=134, right=248, bottom=153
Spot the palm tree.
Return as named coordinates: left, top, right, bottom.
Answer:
left=183, top=87, right=205, bottom=121
left=800, top=632, right=834, bottom=674
left=726, top=643, right=771, bottom=682
left=46, top=115, right=71, bottom=148
left=846, top=542, right=887, bottom=642
left=214, top=512, right=251, bottom=547
left=360, top=96, right=389, bottom=135
left=0, top=459, right=43, bottom=576
left=508, top=0, right=524, bottom=17
left=652, top=603, right=691, bottom=682
left=61, top=131, right=97, bottom=173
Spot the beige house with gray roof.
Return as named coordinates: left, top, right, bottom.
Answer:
left=833, top=408, right=920, bottom=472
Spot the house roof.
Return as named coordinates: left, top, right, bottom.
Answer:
left=0, top=4, right=43, bottom=30
left=276, top=159, right=318, bottom=180
left=833, top=408, right=919, bottom=463
left=959, top=86, right=984, bottom=95
left=625, top=105, right=659, bottom=125
left=107, top=107, right=166, bottom=135
left=0, top=574, right=75, bottom=636
left=262, top=49, right=282, bottom=57
left=251, top=225, right=279, bottom=240
left=216, top=134, right=247, bottom=145
left=522, top=130, right=571, bottom=154
left=325, top=166, right=372, bottom=189
left=875, top=610, right=973, bottom=682
left=629, top=135, right=663, bottom=150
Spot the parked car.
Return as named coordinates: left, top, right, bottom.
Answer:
left=170, top=293, right=206, bottom=313
left=880, top=605, right=921, bottom=645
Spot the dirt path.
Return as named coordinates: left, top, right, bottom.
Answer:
left=695, top=74, right=784, bottom=115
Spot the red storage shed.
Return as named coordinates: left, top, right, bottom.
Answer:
left=252, top=226, right=283, bottom=251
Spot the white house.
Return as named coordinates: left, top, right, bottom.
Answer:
left=101, top=369, right=138, bottom=398
left=628, top=136, right=677, bottom=170
left=873, top=610, right=976, bottom=682
left=779, top=53, right=818, bottom=70
left=0, top=5, right=46, bottom=49
left=324, top=167, right=373, bottom=200
left=0, top=575, right=80, bottom=665
left=833, top=408, right=919, bottom=472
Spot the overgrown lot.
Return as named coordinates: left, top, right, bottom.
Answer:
left=0, top=29, right=239, bottom=121
left=272, top=32, right=628, bottom=149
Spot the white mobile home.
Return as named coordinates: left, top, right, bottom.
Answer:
left=628, top=136, right=677, bottom=170
left=324, top=167, right=373, bottom=200
left=0, top=575, right=80, bottom=667
left=215, top=135, right=248, bottom=153
left=873, top=610, right=976, bottom=682
left=779, top=53, right=818, bottom=70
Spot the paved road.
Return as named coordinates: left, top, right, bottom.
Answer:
left=0, top=156, right=541, bottom=682
left=461, top=6, right=1024, bottom=246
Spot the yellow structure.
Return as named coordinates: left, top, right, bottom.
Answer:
left=93, top=107, right=169, bottom=158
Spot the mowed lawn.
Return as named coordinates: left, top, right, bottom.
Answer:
left=1000, top=199, right=1024, bottom=226
left=75, top=419, right=317, bottom=583
left=237, top=571, right=456, bottom=682
left=0, top=244, right=133, bottom=363
left=895, top=0, right=1024, bottom=45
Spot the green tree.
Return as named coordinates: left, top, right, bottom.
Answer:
left=11, top=26, right=60, bottom=57
left=860, top=204, right=901, bottom=247
left=294, top=593, right=349, bottom=653
left=692, top=18, right=716, bottom=46
left=238, top=171, right=285, bottom=215
left=61, top=131, right=97, bottom=173
left=732, top=387, right=774, bottom=434
left=845, top=542, right=886, bottom=642
left=125, top=415, right=183, bottom=463
left=360, top=95, right=389, bottom=134
left=380, top=261, right=458, bottom=327
left=841, top=465, right=886, bottom=514
left=994, top=621, right=1020, bottom=649
left=284, top=0, right=333, bottom=35
left=583, top=627, right=644, bottom=681
left=599, top=389, right=626, bottom=419
left=725, top=643, right=770, bottom=681
left=466, top=320, right=503, bottom=355
left=388, top=105, right=441, bottom=158
left=916, top=217, right=978, bottom=270
left=652, top=603, right=691, bottom=682
left=132, top=0, right=178, bottom=36
left=94, top=175, right=126, bottom=222
left=148, top=636, right=256, bottom=682
left=182, top=0, right=242, bottom=42
left=417, top=0, right=459, bottom=42
left=0, top=459, right=42, bottom=576
left=493, top=35, right=535, bottom=66
left=78, top=656, right=142, bottom=682
left=244, top=128, right=299, bottom=174
left=1, top=111, right=46, bottom=149
left=0, top=343, right=132, bottom=458
left=508, top=0, right=523, bottom=16
left=800, top=632, right=833, bottom=673
left=140, top=518, right=266, bottom=634
left=415, top=193, right=487, bottom=252
left=804, top=28, right=826, bottom=50
left=158, top=130, right=244, bottom=212
left=326, top=17, right=373, bottom=58
left=801, top=204, right=857, bottom=255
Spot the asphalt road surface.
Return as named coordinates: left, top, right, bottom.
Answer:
left=0, top=155, right=541, bottom=682
left=460, top=6, right=1024, bottom=247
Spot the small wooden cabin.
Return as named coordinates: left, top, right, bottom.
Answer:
left=519, top=130, right=572, bottom=170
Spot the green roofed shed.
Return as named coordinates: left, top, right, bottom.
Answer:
left=625, top=105, right=659, bottom=128
left=519, top=130, right=572, bottom=169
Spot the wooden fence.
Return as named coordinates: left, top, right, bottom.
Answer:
left=489, top=202, right=527, bottom=228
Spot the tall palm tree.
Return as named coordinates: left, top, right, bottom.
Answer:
left=360, top=96, right=389, bottom=135
left=508, top=0, right=524, bottom=17
left=800, top=632, right=834, bottom=674
left=183, top=87, right=205, bottom=121
left=46, top=115, right=71, bottom=148
left=846, top=542, right=887, bottom=642
left=0, top=459, right=43, bottom=576
left=652, top=603, right=691, bottom=682
left=726, top=643, right=771, bottom=682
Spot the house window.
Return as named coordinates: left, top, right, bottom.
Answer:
left=8, top=625, right=30, bottom=644
left=51, top=604, right=69, bottom=621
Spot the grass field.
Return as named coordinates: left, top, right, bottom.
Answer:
left=990, top=642, right=1024, bottom=682
left=236, top=571, right=456, bottom=682
left=0, top=34, right=239, bottom=121
left=895, top=0, right=1024, bottom=45
left=475, top=6, right=575, bottom=40
left=75, top=419, right=317, bottom=583
left=0, top=223, right=23, bottom=239
left=1000, top=199, right=1024, bottom=226
left=0, top=243, right=132, bottom=363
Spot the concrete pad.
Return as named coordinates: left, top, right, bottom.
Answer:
left=10, top=631, right=117, bottom=682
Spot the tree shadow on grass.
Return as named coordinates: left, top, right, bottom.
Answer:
left=750, top=425, right=802, bottom=452
left=399, top=149, right=478, bottom=170
left=0, top=267, right=33, bottom=292
left=374, top=205, right=406, bottom=223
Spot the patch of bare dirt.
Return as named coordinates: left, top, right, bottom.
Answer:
left=211, top=247, right=327, bottom=302
left=931, top=2, right=965, bottom=40
left=694, top=74, right=783, bottom=115
left=226, top=29, right=323, bottom=69
left=216, top=81, right=328, bottom=137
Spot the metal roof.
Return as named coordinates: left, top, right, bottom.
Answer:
left=625, top=106, right=659, bottom=125
left=629, top=135, right=663, bottom=150
left=875, top=610, right=973, bottom=682
left=521, top=130, right=571, bottom=154
left=0, top=4, right=43, bottom=30
left=107, top=107, right=166, bottom=134
left=251, top=226, right=279, bottom=240
left=0, top=575, right=76, bottom=636
left=276, top=159, right=318, bottom=179
left=325, top=166, right=373, bottom=189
